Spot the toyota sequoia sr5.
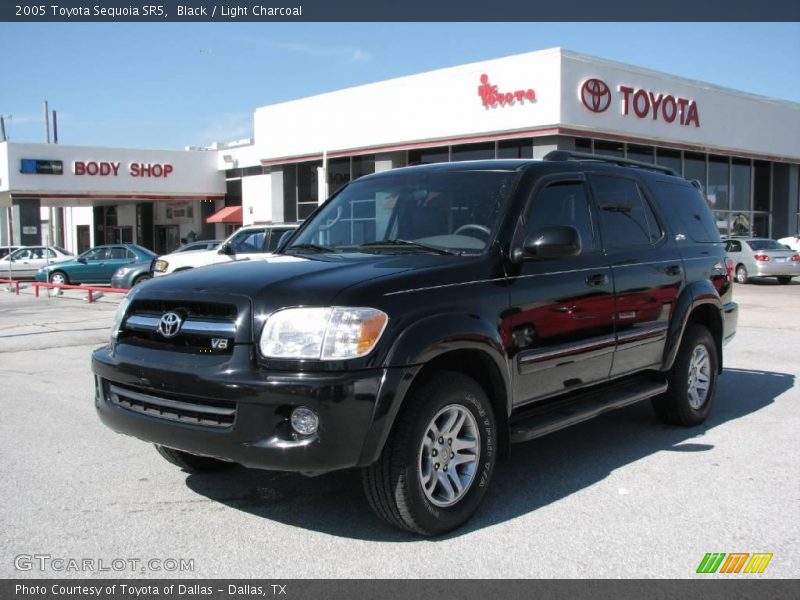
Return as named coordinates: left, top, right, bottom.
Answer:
left=92, top=151, right=738, bottom=536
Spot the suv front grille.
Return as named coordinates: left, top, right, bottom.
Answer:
left=120, top=299, right=239, bottom=354
left=107, top=383, right=236, bottom=429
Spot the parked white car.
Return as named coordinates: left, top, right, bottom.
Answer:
left=777, top=235, right=800, bottom=251
left=151, top=224, right=298, bottom=277
left=0, top=246, right=74, bottom=278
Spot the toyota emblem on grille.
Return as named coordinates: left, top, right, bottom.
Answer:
left=157, top=311, right=183, bottom=338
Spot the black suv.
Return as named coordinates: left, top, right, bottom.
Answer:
left=92, top=152, right=738, bottom=535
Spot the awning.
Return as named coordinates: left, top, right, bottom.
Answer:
left=206, top=206, right=243, bottom=224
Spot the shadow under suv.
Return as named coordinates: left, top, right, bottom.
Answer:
left=92, top=151, right=738, bottom=536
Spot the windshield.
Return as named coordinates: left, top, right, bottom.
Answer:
left=287, top=170, right=517, bottom=255
left=747, top=239, right=787, bottom=251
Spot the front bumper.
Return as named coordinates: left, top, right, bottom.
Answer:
left=92, top=344, right=401, bottom=475
left=110, top=274, right=131, bottom=289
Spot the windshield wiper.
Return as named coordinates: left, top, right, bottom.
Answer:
left=285, top=243, right=337, bottom=254
left=358, top=239, right=459, bottom=256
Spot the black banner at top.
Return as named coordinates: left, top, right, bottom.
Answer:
left=2, top=0, right=799, bottom=22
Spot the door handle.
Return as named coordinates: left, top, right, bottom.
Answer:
left=585, top=273, right=609, bottom=287
left=665, top=265, right=682, bottom=276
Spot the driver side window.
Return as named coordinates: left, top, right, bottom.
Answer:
left=229, top=229, right=266, bottom=253
left=526, top=181, right=596, bottom=252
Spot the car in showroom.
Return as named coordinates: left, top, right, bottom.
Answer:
left=0, top=246, right=73, bottom=278
left=151, top=224, right=297, bottom=277
left=93, top=152, right=737, bottom=536
left=723, top=237, right=800, bottom=284
left=36, top=244, right=156, bottom=285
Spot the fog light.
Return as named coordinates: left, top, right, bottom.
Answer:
left=290, top=407, right=319, bottom=436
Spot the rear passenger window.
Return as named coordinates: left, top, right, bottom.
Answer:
left=527, top=181, right=596, bottom=252
left=657, top=182, right=721, bottom=243
left=592, top=175, right=663, bottom=248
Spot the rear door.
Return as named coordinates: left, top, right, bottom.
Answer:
left=507, top=173, right=615, bottom=403
left=589, top=173, right=684, bottom=377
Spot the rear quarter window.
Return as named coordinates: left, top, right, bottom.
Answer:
left=656, top=181, right=720, bottom=243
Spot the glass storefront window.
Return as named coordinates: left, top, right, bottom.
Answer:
left=297, top=161, right=322, bottom=204
left=451, top=142, right=495, bottom=161
left=730, top=158, right=752, bottom=212
left=627, top=144, right=654, bottom=163
left=752, top=213, right=769, bottom=238
left=298, top=202, right=317, bottom=220
left=594, top=140, right=624, bottom=158
left=352, top=155, right=375, bottom=180
left=753, top=160, right=771, bottom=212
left=707, top=156, right=730, bottom=212
left=655, top=148, right=681, bottom=175
left=574, top=138, right=592, bottom=154
left=497, top=139, right=533, bottom=159
left=714, top=211, right=730, bottom=237
left=327, top=158, right=351, bottom=195
left=408, top=147, right=449, bottom=164
left=684, top=152, right=706, bottom=188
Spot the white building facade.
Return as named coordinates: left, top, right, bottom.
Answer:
left=2, top=48, right=799, bottom=254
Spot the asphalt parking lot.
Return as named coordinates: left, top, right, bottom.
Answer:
left=1, top=280, right=798, bottom=578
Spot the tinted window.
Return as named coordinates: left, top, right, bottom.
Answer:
left=747, top=239, right=785, bottom=251
left=108, top=247, right=129, bottom=260
left=725, top=240, right=742, bottom=252
left=527, top=181, right=595, bottom=252
left=83, top=248, right=106, bottom=261
left=267, top=229, right=293, bottom=251
left=658, top=182, right=720, bottom=243
left=593, top=175, right=662, bottom=248
left=229, top=229, right=266, bottom=253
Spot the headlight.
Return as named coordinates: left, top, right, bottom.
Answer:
left=110, top=294, right=133, bottom=342
left=259, top=307, right=388, bottom=360
left=153, top=260, right=168, bottom=272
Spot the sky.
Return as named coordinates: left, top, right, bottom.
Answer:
left=0, top=22, right=798, bottom=150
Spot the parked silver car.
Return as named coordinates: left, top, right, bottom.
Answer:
left=0, top=245, right=74, bottom=279
left=724, top=237, right=800, bottom=284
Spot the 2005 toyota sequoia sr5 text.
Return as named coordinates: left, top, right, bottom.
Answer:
left=93, top=152, right=737, bottom=535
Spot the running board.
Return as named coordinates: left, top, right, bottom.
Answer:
left=509, top=376, right=668, bottom=444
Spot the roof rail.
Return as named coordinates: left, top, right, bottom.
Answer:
left=543, top=150, right=679, bottom=177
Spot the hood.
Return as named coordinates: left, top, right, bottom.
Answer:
left=134, top=253, right=439, bottom=309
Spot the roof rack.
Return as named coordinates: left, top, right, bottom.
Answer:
left=543, top=150, right=679, bottom=177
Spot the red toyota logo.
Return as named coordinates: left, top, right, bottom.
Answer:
left=581, top=78, right=611, bottom=113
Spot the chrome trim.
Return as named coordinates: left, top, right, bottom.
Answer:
left=616, top=323, right=668, bottom=344
left=519, top=334, right=617, bottom=366
left=108, top=385, right=235, bottom=416
left=124, top=315, right=236, bottom=336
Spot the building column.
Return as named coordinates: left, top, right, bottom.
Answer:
left=771, top=163, right=800, bottom=239
left=11, top=197, right=42, bottom=245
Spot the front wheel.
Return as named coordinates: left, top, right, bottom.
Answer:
left=132, top=274, right=150, bottom=287
left=154, top=445, right=236, bottom=473
left=652, top=324, right=718, bottom=426
left=361, top=371, right=497, bottom=536
left=777, top=276, right=793, bottom=285
left=49, top=271, right=69, bottom=285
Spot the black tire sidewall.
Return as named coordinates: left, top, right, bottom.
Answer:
left=672, top=326, right=718, bottom=424
left=399, top=375, right=497, bottom=536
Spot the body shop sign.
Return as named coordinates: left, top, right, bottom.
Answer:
left=580, top=78, right=700, bottom=127
left=73, top=161, right=173, bottom=178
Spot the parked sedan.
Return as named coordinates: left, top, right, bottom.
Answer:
left=724, top=237, right=800, bottom=284
left=36, top=244, right=156, bottom=285
left=111, top=260, right=153, bottom=289
left=0, top=246, right=73, bottom=278
left=0, top=246, right=21, bottom=259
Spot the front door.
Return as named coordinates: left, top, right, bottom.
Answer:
left=155, top=225, right=180, bottom=255
left=506, top=174, right=615, bottom=404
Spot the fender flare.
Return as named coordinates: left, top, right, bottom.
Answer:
left=357, top=313, right=512, bottom=466
left=663, top=280, right=724, bottom=373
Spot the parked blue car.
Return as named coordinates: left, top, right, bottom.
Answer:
left=36, top=244, right=157, bottom=285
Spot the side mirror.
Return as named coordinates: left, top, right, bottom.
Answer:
left=218, top=243, right=234, bottom=256
left=512, top=226, right=581, bottom=262
left=276, top=230, right=294, bottom=252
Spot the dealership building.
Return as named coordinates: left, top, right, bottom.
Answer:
left=2, top=48, right=799, bottom=255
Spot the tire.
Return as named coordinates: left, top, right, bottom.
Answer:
left=361, top=371, right=497, bottom=536
left=777, top=276, right=793, bottom=285
left=132, top=274, right=150, bottom=287
left=154, top=444, right=236, bottom=473
left=652, top=324, right=718, bottom=426
left=49, top=271, right=69, bottom=285
left=735, top=264, right=749, bottom=284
